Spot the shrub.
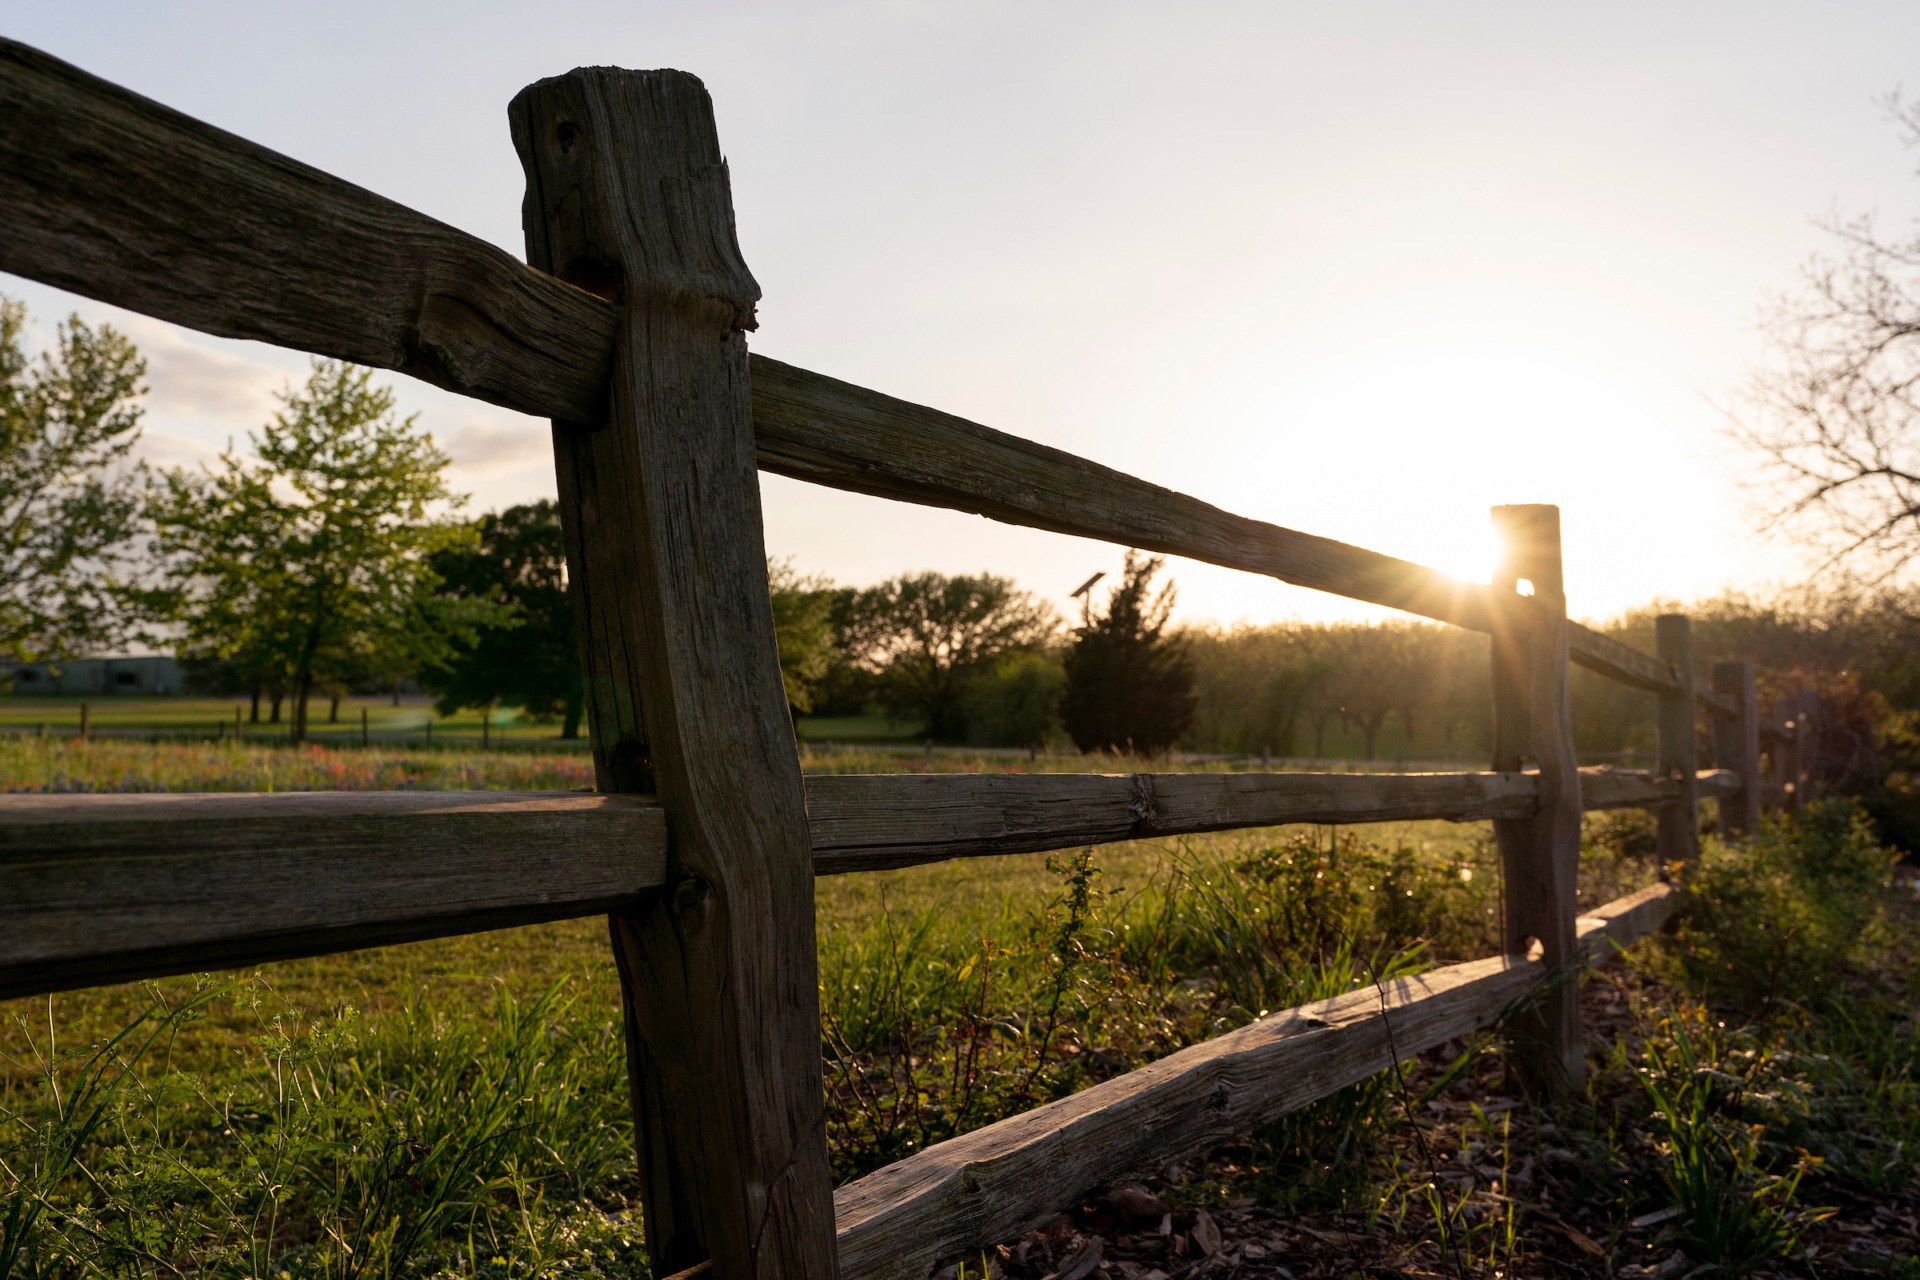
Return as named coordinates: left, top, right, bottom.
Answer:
left=962, top=650, right=1066, bottom=749
left=1676, top=799, right=1901, bottom=1015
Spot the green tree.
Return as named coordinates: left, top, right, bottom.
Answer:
left=150, top=360, right=477, bottom=742
left=1062, top=551, right=1194, bottom=756
left=844, top=571, right=1058, bottom=739
left=1184, top=623, right=1329, bottom=757
left=962, top=649, right=1067, bottom=748
left=426, top=501, right=581, bottom=736
left=768, top=558, right=839, bottom=715
left=0, top=296, right=149, bottom=659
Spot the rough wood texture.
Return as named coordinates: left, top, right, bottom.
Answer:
left=1712, top=661, right=1761, bottom=835
left=1574, top=767, right=1736, bottom=811
left=0, top=770, right=1548, bottom=1000
left=1694, top=682, right=1740, bottom=720
left=1577, top=767, right=1673, bottom=810
left=0, top=791, right=666, bottom=999
left=1654, top=615, right=1700, bottom=864
left=807, top=771, right=1538, bottom=873
left=0, top=38, right=616, bottom=423
left=513, top=69, right=838, bottom=1280
left=1567, top=621, right=1680, bottom=693
left=1576, top=882, right=1680, bottom=963
left=1487, top=505, right=1584, bottom=1093
left=1783, top=690, right=1819, bottom=809
left=750, top=357, right=1494, bottom=631
left=834, top=954, right=1539, bottom=1280
left=1693, top=769, right=1741, bottom=800
left=834, top=885, right=1676, bottom=1280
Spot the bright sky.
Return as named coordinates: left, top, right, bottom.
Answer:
left=7, top=1, right=1919, bottom=626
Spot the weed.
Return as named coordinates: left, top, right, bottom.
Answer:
left=1629, top=1006, right=1829, bottom=1274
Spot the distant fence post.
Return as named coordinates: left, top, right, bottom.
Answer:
left=1654, top=614, right=1699, bottom=865
left=78, top=702, right=90, bottom=740
left=1796, top=689, right=1820, bottom=805
left=1781, top=693, right=1807, bottom=812
left=1488, top=503, right=1583, bottom=1094
left=513, top=69, right=839, bottom=1279
left=361, top=706, right=370, bottom=748
left=1711, top=660, right=1760, bottom=836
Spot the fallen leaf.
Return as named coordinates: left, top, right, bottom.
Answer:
left=1191, top=1210, right=1222, bottom=1258
left=1048, top=1237, right=1105, bottom=1280
left=1545, top=1218, right=1606, bottom=1258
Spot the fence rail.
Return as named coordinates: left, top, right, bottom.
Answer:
left=0, top=37, right=1825, bottom=1280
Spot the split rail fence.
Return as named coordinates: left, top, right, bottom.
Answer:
left=0, top=43, right=1824, bottom=1280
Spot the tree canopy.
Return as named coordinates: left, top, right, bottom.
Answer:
left=1061, top=551, right=1194, bottom=756
left=149, top=360, right=478, bottom=741
left=426, top=500, right=580, bottom=736
left=0, top=296, right=149, bottom=660
left=768, top=558, right=839, bottom=715
left=842, top=571, right=1057, bottom=739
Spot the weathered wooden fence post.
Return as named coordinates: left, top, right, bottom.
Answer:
left=1488, top=504, right=1583, bottom=1093
left=1710, top=660, right=1760, bottom=836
left=1654, top=614, right=1699, bottom=864
left=1793, top=689, right=1820, bottom=805
left=512, top=69, right=839, bottom=1280
left=1780, top=693, right=1806, bottom=813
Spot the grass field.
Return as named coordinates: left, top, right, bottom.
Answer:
left=0, top=696, right=1511, bottom=763
left=0, top=694, right=584, bottom=746
left=0, top=738, right=1913, bottom=1277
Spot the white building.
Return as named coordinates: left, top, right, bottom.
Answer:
left=7, top=656, right=186, bottom=695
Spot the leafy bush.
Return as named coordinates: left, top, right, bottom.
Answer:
left=1676, top=800, right=1901, bottom=1014
left=962, top=650, right=1066, bottom=749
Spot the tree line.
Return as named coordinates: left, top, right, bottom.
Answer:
left=12, top=292, right=1920, bottom=795
left=0, top=299, right=1197, bottom=750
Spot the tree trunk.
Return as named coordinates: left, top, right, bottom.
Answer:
left=269, top=690, right=282, bottom=724
left=249, top=684, right=261, bottom=724
left=328, top=694, right=340, bottom=724
left=290, top=618, right=323, bottom=745
left=561, top=683, right=584, bottom=740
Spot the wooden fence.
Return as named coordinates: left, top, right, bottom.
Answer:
left=0, top=43, right=1824, bottom=1280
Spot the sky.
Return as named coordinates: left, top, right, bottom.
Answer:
left=6, top=1, right=1920, bottom=628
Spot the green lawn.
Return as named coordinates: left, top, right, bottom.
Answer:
left=0, top=694, right=586, bottom=746
left=0, top=736, right=1524, bottom=1072
left=12, top=739, right=1901, bottom=1278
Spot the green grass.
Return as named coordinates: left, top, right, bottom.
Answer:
left=0, top=695, right=589, bottom=746
left=4, top=740, right=1909, bottom=1277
